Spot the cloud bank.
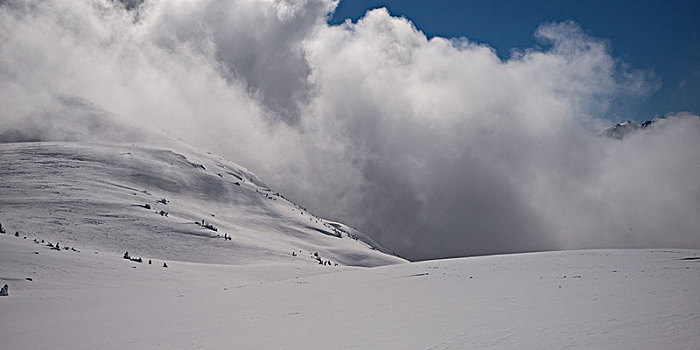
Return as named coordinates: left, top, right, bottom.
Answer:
left=1, top=0, right=698, bottom=260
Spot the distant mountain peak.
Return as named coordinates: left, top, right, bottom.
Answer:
left=598, top=117, right=664, bottom=139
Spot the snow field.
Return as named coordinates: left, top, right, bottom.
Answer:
left=1, top=232, right=698, bottom=349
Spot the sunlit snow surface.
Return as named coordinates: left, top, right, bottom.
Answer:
left=0, top=142, right=403, bottom=267
left=1, top=235, right=698, bottom=349
left=1, top=142, right=698, bottom=349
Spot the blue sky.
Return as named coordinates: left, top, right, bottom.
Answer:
left=330, top=0, right=700, bottom=123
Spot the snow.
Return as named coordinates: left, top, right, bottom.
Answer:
left=1, top=141, right=698, bottom=349
left=0, top=141, right=404, bottom=267
left=599, top=121, right=640, bottom=140
left=1, top=233, right=698, bottom=349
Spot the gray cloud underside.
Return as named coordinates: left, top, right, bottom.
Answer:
left=1, top=0, right=698, bottom=260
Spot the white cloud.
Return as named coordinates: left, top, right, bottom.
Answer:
left=1, top=0, right=697, bottom=259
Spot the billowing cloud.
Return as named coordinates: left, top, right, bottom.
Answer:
left=1, top=0, right=698, bottom=260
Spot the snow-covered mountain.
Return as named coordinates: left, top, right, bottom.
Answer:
left=599, top=120, right=642, bottom=139
left=598, top=117, right=667, bottom=139
left=0, top=140, right=404, bottom=267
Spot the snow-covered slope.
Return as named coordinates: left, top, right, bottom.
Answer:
left=599, top=120, right=642, bottom=139
left=2, top=140, right=698, bottom=349
left=1, top=234, right=698, bottom=349
left=0, top=141, right=404, bottom=267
